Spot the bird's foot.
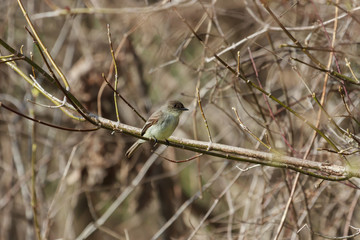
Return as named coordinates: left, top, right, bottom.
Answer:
left=152, top=137, right=158, bottom=146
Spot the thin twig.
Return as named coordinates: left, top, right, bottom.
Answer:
left=0, top=102, right=99, bottom=132
left=298, top=224, right=360, bottom=240
left=187, top=167, right=243, bottom=240
left=273, top=172, right=300, bottom=240
left=247, top=47, right=295, bottom=153
left=196, top=87, right=213, bottom=145
left=101, top=73, right=146, bottom=122
left=29, top=100, right=41, bottom=240
left=232, top=107, right=275, bottom=153
left=107, top=24, right=121, bottom=123
left=152, top=162, right=229, bottom=240
left=75, top=146, right=165, bottom=240
left=17, top=0, right=70, bottom=88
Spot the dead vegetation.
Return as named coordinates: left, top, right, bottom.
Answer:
left=1, top=0, right=360, bottom=239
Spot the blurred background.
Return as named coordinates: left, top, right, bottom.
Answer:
left=1, top=0, right=360, bottom=239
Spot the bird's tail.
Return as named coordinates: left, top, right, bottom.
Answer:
left=125, top=140, right=144, bottom=158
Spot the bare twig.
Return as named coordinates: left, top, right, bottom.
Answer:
left=196, top=87, right=213, bottom=145
left=106, top=24, right=121, bottom=123
left=75, top=146, right=164, bottom=240
left=152, top=162, right=229, bottom=240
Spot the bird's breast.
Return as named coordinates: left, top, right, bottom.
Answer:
left=144, top=114, right=179, bottom=140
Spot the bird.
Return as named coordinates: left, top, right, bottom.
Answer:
left=125, top=100, right=188, bottom=158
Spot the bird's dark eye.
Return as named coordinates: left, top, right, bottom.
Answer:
left=175, top=102, right=183, bottom=108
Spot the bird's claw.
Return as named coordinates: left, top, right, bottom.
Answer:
left=152, top=137, right=158, bottom=146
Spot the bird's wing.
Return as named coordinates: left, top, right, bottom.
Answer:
left=141, top=109, right=162, bottom=136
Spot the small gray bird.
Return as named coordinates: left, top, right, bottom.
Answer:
left=125, top=100, right=188, bottom=158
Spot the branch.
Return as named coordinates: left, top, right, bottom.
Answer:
left=84, top=113, right=358, bottom=180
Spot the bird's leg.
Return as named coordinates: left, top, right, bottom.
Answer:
left=151, top=137, right=158, bottom=146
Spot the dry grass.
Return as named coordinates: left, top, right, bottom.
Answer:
left=1, top=0, right=360, bottom=239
